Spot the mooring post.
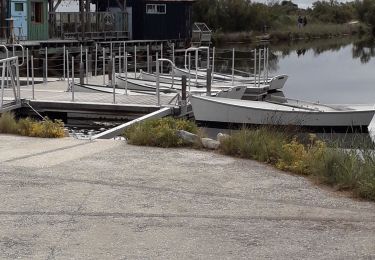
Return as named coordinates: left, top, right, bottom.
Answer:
left=72, top=56, right=75, bottom=102
left=95, top=43, right=98, bottom=76
left=134, top=45, right=137, bottom=78
left=85, top=48, right=89, bottom=84
left=112, top=57, right=116, bottom=104
left=103, top=47, right=106, bottom=85
left=232, top=48, right=235, bottom=86
left=44, top=47, right=48, bottom=85
left=206, top=68, right=212, bottom=96
left=63, top=45, right=66, bottom=80
left=26, top=48, right=29, bottom=87
left=147, top=45, right=150, bottom=73
left=181, top=75, right=187, bottom=115
left=125, top=51, right=128, bottom=95
left=31, top=55, right=34, bottom=100
left=156, top=52, right=160, bottom=106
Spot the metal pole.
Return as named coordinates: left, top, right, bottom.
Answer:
left=195, top=49, right=198, bottom=84
left=188, top=53, right=191, bottom=92
left=112, top=57, right=115, bottom=104
left=123, top=41, right=126, bottom=74
left=125, top=51, right=128, bottom=95
left=85, top=48, right=89, bottom=84
left=45, top=47, right=48, bottom=84
left=160, top=43, right=163, bottom=71
left=232, top=48, right=235, bottom=86
left=103, top=47, right=106, bottom=85
left=258, top=49, right=261, bottom=87
left=66, top=50, right=70, bottom=90
left=172, top=43, right=175, bottom=64
left=156, top=52, right=160, bottom=106
left=119, top=46, right=122, bottom=76
left=212, top=47, right=215, bottom=86
left=31, top=55, right=34, bottom=100
left=110, top=42, right=113, bottom=59
left=16, top=57, right=20, bottom=100
left=206, top=68, right=212, bottom=96
left=266, top=47, right=269, bottom=83
left=254, top=48, right=257, bottom=81
left=63, top=45, right=66, bottom=80
left=263, top=46, right=267, bottom=84
left=80, top=44, right=83, bottom=63
left=95, top=43, right=98, bottom=76
left=147, top=45, right=150, bottom=73
left=72, top=56, right=75, bottom=101
left=134, top=45, right=137, bottom=78
left=26, top=48, right=29, bottom=87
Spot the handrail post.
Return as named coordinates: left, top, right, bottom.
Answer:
left=258, top=48, right=261, bottom=87
left=188, top=53, right=191, bottom=92
left=172, top=43, right=175, bottom=64
left=16, top=57, right=20, bottom=101
left=125, top=51, right=128, bottom=95
left=95, top=43, right=98, bottom=76
left=63, top=45, right=66, bottom=80
left=45, top=47, right=48, bottom=85
left=26, top=48, right=29, bottom=87
left=72, top=56, right=75, bottom=102
left=232, top=48, right=235, bottom=86
left=85, top=48, right=89, bottom=84
left=134, top=45, right=137, bottom=78
left=147, top=45, right=150, bottom=73
left=112, top=57, right=116, bottom=104
left=103, top=47, right=106, bottom=85
left=0, top=62, right=5, bottom=108
left=66, top=50, right=70, bottom=90
left=212, top=47, right=215, bottom=86
left=156, top=52, right=160, bottom=106
left=31, top=55, right=35, bottom=100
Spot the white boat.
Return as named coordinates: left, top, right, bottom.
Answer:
left=172, top=67, right=288, bottom=91
left=190, top=95, right=375, bottom=131
left=116, top=75, right=269, bottom=97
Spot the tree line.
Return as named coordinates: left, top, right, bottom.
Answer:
left=192, top=0, right=375, bottom=33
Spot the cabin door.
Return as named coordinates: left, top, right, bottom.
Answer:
left=11, top=0, right=28, bottom=40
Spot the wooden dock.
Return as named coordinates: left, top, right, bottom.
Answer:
left=1, top=76, right=180, bottom=119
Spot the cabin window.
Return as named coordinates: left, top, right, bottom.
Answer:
left=146, top=4, right=166, bottom=14
left=31, top=2, right=43, bottom=23
left=15, top=3, right=24, bottom=12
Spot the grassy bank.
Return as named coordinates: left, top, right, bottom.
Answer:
left=213, top=22, right=368, bottom=44
left=0, top=112, right=65, bottom=138
left=124, top=118, right=375, bottom=201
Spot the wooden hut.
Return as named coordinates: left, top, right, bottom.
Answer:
left=8, top=0, right=49, bottom=41
left=94, top=0, right=195, bottom=41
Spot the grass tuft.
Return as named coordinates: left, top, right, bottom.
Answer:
left=124, top=117, right=200, bottom=148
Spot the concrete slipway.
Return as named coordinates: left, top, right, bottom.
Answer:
left=0, top=135, right=375, bottom=259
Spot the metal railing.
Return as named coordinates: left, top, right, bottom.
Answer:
left=0, top=56, right=21, bottom=109
left=49, top=12, right=129, bottom=40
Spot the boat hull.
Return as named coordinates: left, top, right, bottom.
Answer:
left=190, top=96, right=375, bottom=131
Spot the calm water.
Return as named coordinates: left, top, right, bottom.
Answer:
left=219, top=37, right=375, bottom=104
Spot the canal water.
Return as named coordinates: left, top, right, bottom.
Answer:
left=217, top=36, right=375, bottom=104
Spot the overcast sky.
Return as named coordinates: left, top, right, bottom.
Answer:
left=257, top=0, right=352, bottom=9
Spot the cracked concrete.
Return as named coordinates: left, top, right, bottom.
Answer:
left=0, top=134, right=375, bottom=259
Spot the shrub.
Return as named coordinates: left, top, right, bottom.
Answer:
left=0, top=112, right=18, bottom=134
left=124, top=117, right=200, bottom=148
left=0, top=112, right=65, bottom=138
